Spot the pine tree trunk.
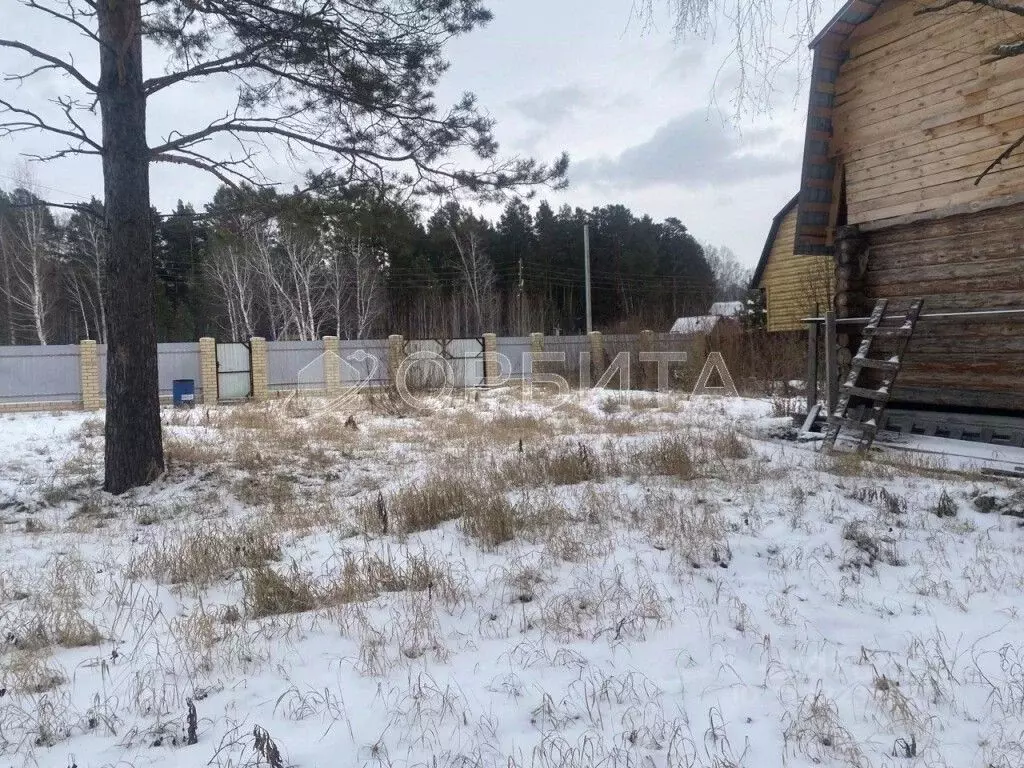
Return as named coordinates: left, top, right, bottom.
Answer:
left=98, top=0, right=164, bottom=494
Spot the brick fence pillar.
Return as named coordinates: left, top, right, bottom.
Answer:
left=79, top=339, right=101, bottom=411
left=387, top=334, right=404, bottom=385
left=250, top=337, right=268, bottom=401
left=323, top=336, right=341, bottom=396
left=483, top=333, right=499, bottom=387
left=199, top=337, right=218, bottom=405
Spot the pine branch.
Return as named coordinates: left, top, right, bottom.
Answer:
left=19, top=0, right=103, bottom=44
left=0, top=40, right=99, bottom=92
left=0, top=98, right=102, bottom=151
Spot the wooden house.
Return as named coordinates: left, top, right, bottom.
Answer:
left=796, top=0, right=1024, bottom=414
left=751, top=194, right=835, bottom=333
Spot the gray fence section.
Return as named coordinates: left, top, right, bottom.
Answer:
left=499, top=336, right=533, bottom=382
left=0, top=345, right=81, bottom=404
left=268, top=341, right=326, bottom=391
left=338, top=339, right=388, bottom=386
left=542, top=335, right=589, bottom=376
left=158, top=343, right=202, bottom=398
left=98, top=343, right=202, bottom=399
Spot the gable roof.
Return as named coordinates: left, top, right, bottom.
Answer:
left=670, top=315, right=722, bottom=335
left=750, top=193, right=799, bottom=289
left=794, top=0, right=885, bottom=255
left=709, top=301, right=744, bottom=318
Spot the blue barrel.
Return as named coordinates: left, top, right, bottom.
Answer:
left=172, top=379, right=196, bottom=407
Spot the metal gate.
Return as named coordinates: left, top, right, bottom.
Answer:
left=404, top=338, right=485, bottom=389
left=217, top=342, right=252, bottom=400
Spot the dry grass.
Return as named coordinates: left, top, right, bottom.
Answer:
left=498, top=441, right=606, bottom=488
left=0, top=651, right=66, bottom=695
left=239, top=548, right=467, bottom=619
left=128, top=521, right=282, bottom=590
left=3, top=554, right=102, bottom=652
left=627, top=435, right=698, bottom=480
left=361, top=475, right=473, bottom=535
left=242, top=563, right=319, bottom=619
left=782, top=685, right=866, bottom=767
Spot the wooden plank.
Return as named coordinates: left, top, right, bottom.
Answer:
left=852, top=357, right=899, bottom=371
left=841, top=10, right=1018, bottom=80
left=844, top=385, right=891, bottom=401
left=844, top=0, right=956, bottom=56
left=851, top=179, right=1024, bottom=227
left=890, top=384, right=1024, bottom=412
left=831, top=416, right=879, bottom=433
left=858, top=192, right=1024, bottom=232
left=825, top=311, right=838, bottom=416
left=865, top=200, right=1024, bottom=243
left=836, top=57, right=1023, bottom=126
left=843, top=113, right=1024, bottom=167
left=851, top=162, right=1024, bottom=215
left=838, top=81, right=1024, bottom=150
left=853, top=156, right=1024, bottom=203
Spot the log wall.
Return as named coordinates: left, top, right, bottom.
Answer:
left=862, top=203, right=1024, bottom=413
left=832, top=0, right=1024, bottom=225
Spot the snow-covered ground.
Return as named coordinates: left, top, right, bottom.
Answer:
left=1, top=389, right=1024, bottom=768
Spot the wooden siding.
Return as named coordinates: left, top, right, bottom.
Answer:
left=758, top=207, right=835, bottom=332
left=862, top=203, right=1024, bottom=412
left=832, top=0, right=1024, bottom=225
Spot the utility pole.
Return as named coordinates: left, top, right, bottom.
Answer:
left=583, top=222, right=593, bottom=334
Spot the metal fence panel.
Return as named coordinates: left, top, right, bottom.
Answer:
left=542, top=335, right=588, bottom=383
left=448, top=338, right=484, bottom=388
left=338, top=339, right=388, bottom=386
left=97, top=343, right=203, bottom=400
left=498, top=336, right=533, bottom=382
left=158, top=343, right=202, bottom=398
left=268, top=341, right=327, bottom=391
left=0, top=345, right=81, bottom=404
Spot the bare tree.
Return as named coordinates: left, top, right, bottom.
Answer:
left=702, top=243, right=752, bottom=303
left=348, top=235, right=386, bottom=340
left=255, top=224, right=330, bottom=342
left=0, top=180, right=58, bottom=345
left=448, top=210, right=496, bottom=336
left=206, top=237, right=260, bottom=342
left=0, top=194, right=18, bottom=345
left=0, top=0, right=567, bottom=493
left=64, top=204, right=108, bottom=342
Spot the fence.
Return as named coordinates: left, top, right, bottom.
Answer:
left=0, top=328, right=736, bottom=413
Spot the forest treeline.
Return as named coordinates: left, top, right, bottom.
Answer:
left=0, top=181, right=752, bottom=344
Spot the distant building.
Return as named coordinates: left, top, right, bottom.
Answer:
left=708, top=301, right=744, bottom=319
left=751, top=194, right=834, bottom=333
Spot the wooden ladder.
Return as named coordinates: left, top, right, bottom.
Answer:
left=822, top=298, right=924, bottom=451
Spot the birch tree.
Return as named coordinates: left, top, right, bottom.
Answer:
left=206, top=238, right=260, bottom=342
left=0, top=185, right=58, bottom=345
left=64, top=201, right=108, bottom=342
left=256, top=225, right=330, bottom=342
left=349, top=234, right=386, bottom=340
left=448, top=208, right=496, bottom=336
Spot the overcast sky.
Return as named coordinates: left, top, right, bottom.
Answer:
left=0, top=0, right=839, bottom=267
